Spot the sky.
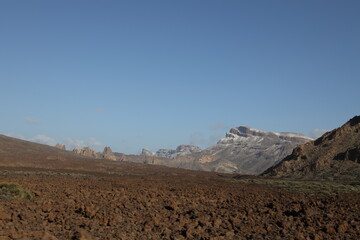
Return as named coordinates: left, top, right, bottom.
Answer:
left=1, top=0, right=359, bottom=154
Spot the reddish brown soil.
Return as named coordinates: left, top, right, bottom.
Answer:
left=0, top=166, right=359, bottom=240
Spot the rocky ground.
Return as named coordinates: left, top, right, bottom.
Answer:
left=0, top=166, right=359, bottom=240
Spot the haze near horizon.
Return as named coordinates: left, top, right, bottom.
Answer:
left=1, top=0, right=359, bottom=154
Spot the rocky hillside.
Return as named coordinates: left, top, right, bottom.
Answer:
left=135, top=126, right=311, bottom=175
left=195, top=126, right=312, bottom=174
left=262, top=116, right=360, bottom=180
left=141, top=145, right=201, bottom=159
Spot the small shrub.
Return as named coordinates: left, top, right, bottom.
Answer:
left=0, top=182, right=33, bottom=200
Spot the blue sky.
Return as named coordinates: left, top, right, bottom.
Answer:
left=1, top=0, right=359, bottom=154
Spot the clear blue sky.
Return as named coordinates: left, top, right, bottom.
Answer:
left=1, top=0, right=359, bottom=154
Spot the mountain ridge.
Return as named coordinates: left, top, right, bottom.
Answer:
left=262, top=116, right=360, bottom=180
left=134, top=126, right=311, bottom=174
left=0, top=124, right=313, bottom=175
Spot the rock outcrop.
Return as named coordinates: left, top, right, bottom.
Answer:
left=141, top=148, right=155, bottom=157
left=72, top=146, right=116, bottom=161
left=141, top=145, right=202, bottom=159
left=73, top=147, right=99, bottom=158
left=262, top=116, right=360, bottom=179
left=155, top=149, right=177, bottom=158
left=333, top=147, right=360, bottom=163
left=54, top=144, right=66, bottom=150
left=100, top=147, right=116, bottom=161
left=175, top=145, right=202, bottom=156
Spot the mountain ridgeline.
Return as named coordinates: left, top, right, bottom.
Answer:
left=139, top=126, right=312, bottom=175
left=141, top=145, right=202, bottom=159
left=2, top=116, right=359, bottom=178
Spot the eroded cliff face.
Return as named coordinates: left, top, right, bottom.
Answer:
left=262, top=116, right=360, bottom=179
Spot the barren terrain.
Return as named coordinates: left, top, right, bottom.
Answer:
left=1, top=165, right=360, bottom=240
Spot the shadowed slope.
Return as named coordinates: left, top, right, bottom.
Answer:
left=262, top=116, right=360, bottom=180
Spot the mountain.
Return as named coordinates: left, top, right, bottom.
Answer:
left=262, top=116, right=360, bottom=180
left=141, top=145, right=202, bottom=158
left=0, top=124, right=313, bottom=175
left=135, top=126, right=311, bottom=175
left=194, top=126, right=312, bottom=174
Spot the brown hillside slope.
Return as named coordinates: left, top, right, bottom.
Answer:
left=262, top=116, right=360, bottom=180
left=0, top=134, right=91, bottom=168
left=0, top=134, right=173, bottom=173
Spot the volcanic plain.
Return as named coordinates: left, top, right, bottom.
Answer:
left=0, top=165, right=360, bottom=240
